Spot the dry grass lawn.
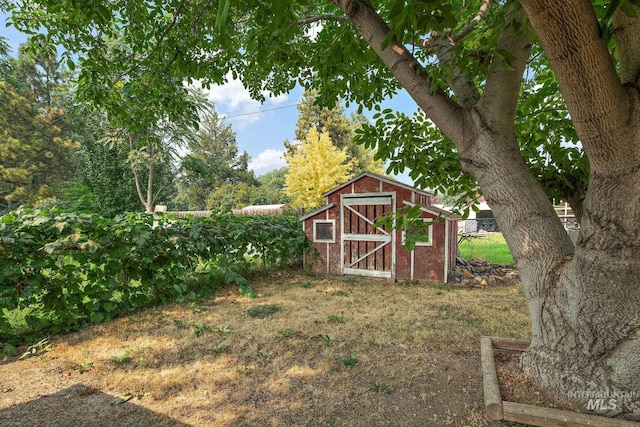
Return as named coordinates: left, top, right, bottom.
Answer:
left=0, top=271, right=531, bottom=427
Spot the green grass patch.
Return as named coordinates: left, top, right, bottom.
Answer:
left=458, top=233, right=514, bottom=264
left=247, top=304, right=281, bottom=318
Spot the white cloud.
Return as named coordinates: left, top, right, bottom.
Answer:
left=249, top=149, right=287, bottom=173
left=198, top=74, right=290, bottom=129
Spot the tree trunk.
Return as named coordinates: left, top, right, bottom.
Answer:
left=517, top=0, right=640, bottom=419
left=335, top=0, right=640, bottom=419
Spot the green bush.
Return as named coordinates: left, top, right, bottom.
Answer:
left=0, top=208, right=309, bottom=343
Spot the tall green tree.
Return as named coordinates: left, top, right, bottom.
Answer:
left=8, top=0, right=640, bottom=418
left=285, top=126, right=351, bottom=208
left=174, top=107, right=258, bottom=210
left=286, top=89, right=384, bottom=175
left=0, top=39, right=80, bottom=213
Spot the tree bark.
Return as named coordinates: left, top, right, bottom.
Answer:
left=336, top=0, right=640, bottom=419
left=518, top=0, right=640, bottom=419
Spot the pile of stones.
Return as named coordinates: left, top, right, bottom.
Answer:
left=448, top=258, right=521, bottom=287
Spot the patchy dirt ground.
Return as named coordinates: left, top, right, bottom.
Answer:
left=0, top=271, right=533, bottom=426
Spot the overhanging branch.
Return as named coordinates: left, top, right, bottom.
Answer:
left=420, top=0, right=490, bottom=50
left=297, top=14, right=346, bottom=26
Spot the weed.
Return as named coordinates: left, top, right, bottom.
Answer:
left=328, top=315, right=346, bottom=324
left=342, top=356, right=358, bottom=366
left=301, top=281, right=314, bottom=289
left=239, top=283, right=258, bottom=298
left=237, top=364, right=254, bottom=375
left=207, top=342, right=228, bottom=354
left=256, top=351, right=268, bottom=364
left=74, top=361, right=94, bottom=373
left=438, top=304, right=450, bottom=312
left=308, top=334, right=333, bottom=347
left=193, top=323, right=212, bottom=337
left=155, top=314, right=168, bottom=325
left=367, top=339, right=379, bottom=347
left=331, top=290, right=348, bottom=297
left=173, top=319, right=191, bottom=329
left=342, top=277, right=358, bottom=284
left=111, top=393, right=133, bottom=405
left=369, top=381, right=391, bottom=393
left=278, top=328, right=298, bottom=338
left=247, top=304, right=281, bottom=318
left=432, top=283, right=452, bottom=291
left=189, top=302, right=205, bottom=313
left=400, top=278, right=419, bottom=286
left=110, top=353, right=132, bottom=365
left=213, top=324, right=232, bottom=333
left=453, top=349, right=468, bottom=355
left=2, top=343, right=17, bottom=356
left=443, top=365, right=449, bottom=372
left=19, top=338, right=53, bottom=360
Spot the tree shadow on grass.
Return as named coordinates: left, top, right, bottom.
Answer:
left=0, top=383, right=191, bottom=427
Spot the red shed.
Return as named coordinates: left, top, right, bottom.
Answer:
left=301, top=172, right=458, bottom=283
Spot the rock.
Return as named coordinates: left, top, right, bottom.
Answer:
left=461, top=278, right=475, bottom=287
left=488, top=275, right=498, bottom=287
left=449, top=270, right=462, bottom=282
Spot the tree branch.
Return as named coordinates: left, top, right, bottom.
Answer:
left=419, top=0, right=490, bottom=49
left=333, top=0, right=465, bottom=145
left=452, top=0, right=490, bottom=43
left=110, top=0, right=188, bottom=87
left=479, top=6, right=531, bottom=128
left=520, top=0, right=630, bottom=172
left=297, top=14, right=346, bottom=26
left=612, top=6, right=640, bottom=85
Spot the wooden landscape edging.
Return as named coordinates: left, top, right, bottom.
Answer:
left=480, top=336, right=640, bottom=427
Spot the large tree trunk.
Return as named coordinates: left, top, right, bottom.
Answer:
left=516, top=0, right=640, bottom=419
left=335, top=0, right=640, bottom=419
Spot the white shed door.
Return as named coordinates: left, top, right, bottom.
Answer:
left=341, top=194, right=395, bottom=278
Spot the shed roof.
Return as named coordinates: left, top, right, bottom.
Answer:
left=299, top=203, right=335, bottom=221
left=322, top=171, right=434, bottom=198
left=401, top=201, right=460, bottom=220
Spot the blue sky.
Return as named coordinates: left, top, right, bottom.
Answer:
left=1, top=18, right=418, bottom=183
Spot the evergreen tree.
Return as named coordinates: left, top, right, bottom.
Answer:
left=174, top=107, right=258, bottom=210
left=0, top=39, right=80, bottom=213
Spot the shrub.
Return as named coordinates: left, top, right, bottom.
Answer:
left=0, top=208, right=309, bottom=343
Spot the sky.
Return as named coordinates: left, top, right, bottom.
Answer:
left=1, top=17, right=418, bottom=183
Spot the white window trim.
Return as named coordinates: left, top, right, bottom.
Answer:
left=313, top=219, right=336, bottom=243
left=402, top=218, right=433, bottom=247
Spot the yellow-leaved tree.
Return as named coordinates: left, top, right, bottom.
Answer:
left=285, top=126, right=352, bottom=209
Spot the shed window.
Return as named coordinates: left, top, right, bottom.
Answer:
left=402, top=219, right=433, bottom=247
left=313, top=220, right=335, bottom=242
